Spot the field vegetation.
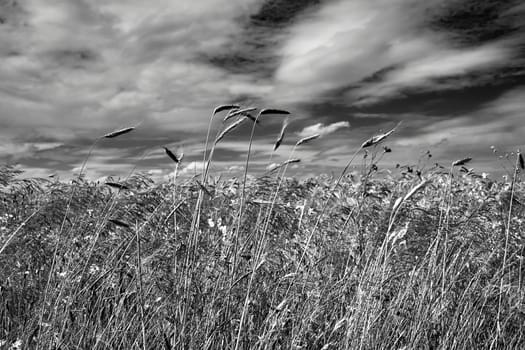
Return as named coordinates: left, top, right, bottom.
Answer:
left=1, top=106, right=524, bottom=349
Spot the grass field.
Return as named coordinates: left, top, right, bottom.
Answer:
left=1, top=107, right=524, bottom=349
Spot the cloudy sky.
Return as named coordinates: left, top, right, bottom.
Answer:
left=1, top=0, right=524, bottom=180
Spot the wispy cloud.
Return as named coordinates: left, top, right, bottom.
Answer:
left=0, top=0, right=270, bottom=174
left=351, top=44, right=512, bottom=106
left=297, top=121, right=350, bottom=138
left=270, top=0, right=524, bottom=105
left=1, top=0, right=524, bottom=177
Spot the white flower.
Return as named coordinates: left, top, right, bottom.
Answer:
left=11, top=339, right=23, bottom=350
left=218, top=224, right=228, bottom=235
left=88, top=265, right=100, bottom=275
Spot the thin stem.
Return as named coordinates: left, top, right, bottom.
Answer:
left=230, top=111, right=263, bottom=349
left=135, top=222, right=147, bottom=350
left=496, top=153, right=519, bottom=337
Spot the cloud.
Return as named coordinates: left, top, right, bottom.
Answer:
left=180, top=161, right=207, bottom=176
left=297, top=121, right=350, bottom=138
left=393, top=87, right=525, bottom=154
left=0, top=0, right=267, bottom=130
left=0, top=0, right=270, bottom=173
left=351, top=43, right=512, bottom=105
left=269, top=0, right=523, bottom=105
left=1, top=0, right=525, bottom=178
left=271, top=0, right=433, bottom=102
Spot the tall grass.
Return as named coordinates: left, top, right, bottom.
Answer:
left=0, top=107, right=524, bottom=349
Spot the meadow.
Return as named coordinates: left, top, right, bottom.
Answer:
left=0, top=106, right=524, bottom=349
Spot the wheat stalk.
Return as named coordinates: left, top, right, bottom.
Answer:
left=259, top=108, right=291, bottom=116
left=296, top=134, right=320, bottom=146
left=274, top=116, right=290, bottom=151
left=213, top=104, right=240, bottom=115
left=215, top=116, right=249, bottom=144
left=223, top=107, right=258, bottom=122
left=361, top=121, right=401, bottom=148
left=163, top=147, right=182, bottom=164
left=452, top=157, right=472, bottom=167
left=103, top=127, right=135, bottom=139
left=388, top=178, right=430, bottom=232
left=202, top=105, right=240, bottom=182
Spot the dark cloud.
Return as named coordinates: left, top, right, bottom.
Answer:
left=429, top=0, right=524, bottom=45
left=204, top=0, right=322, bottom=80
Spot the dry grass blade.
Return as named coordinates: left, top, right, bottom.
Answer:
left=223, top=107, right=257, bottom=122
left=392, top=178, right=430, bottom=213
left=195, top=179, right=212, bottom=197
left=296, top=134, right=320, bottom=146
left=163, top=147, right=181, bottom=164
left=460, top=166, right=473, bottom=174
left=260, top=108, right=291, bottom=116
left=244, top=113, right=260, bottom=124
left=103, top=127, right=135, bottom=139
left=361, top=121, right=401, bottom=148
left=266, top=163, right=280, bottom=172
left=251, top=199, right=284, bottom=205
left=283, top=158, right=301, bottom=166
left=387, top=222, right=409, bottom=244
left=215, top=116, right=248, bottom=144
left=105, top=182, right=129, bottom=190
left=274, top=117, right=290, bottom=151
left=267, top=159, right=300, bottom=173
left=274, top=298, right=288, bottom=312
left=403, top=178, right=429, bottom=202
left=108, top=218, right=130, bottom=228
left=213, top=104, right=240, bottom=115
left=519, top=152, right=524, bottom=170
left=452, top=157, right=472, bottom=167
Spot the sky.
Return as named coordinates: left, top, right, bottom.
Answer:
left=1, top=0, right=524, bottom=180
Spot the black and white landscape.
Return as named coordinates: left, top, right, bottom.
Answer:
left=1, top=1, right=524, bottom=349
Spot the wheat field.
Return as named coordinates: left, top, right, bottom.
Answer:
left=1, top=106, right=524, bottom=349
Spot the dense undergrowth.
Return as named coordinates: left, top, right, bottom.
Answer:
left=0, top=105, right=524, bottom=349
left=1, top=161, right=524, bottom=349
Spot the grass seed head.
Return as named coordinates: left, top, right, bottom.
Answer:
left=244, top=113, right=260, bottom=124
left=452, top=157, right=472, bottom=167
left=267, top=158, right=300, bottom=173
left=163, top=147, right=182, bottom=164
left=213, top=104, right=240, bottom=115
left=223, top=107, right=257, bottom=122
left=259, top=108, right=291, bottom=116
left=103, top=127, right=135, bottom=139
left=361, top=122, right=401, bottom=148
left=274, top=116, right=290, bottom=151
left=392, top=178, right=430, bottom=213
left=283, top=158, right=300, bottom=166
left=215, top=116, right=248, bottom=144
left=296, top=134, right=320, bottom=146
